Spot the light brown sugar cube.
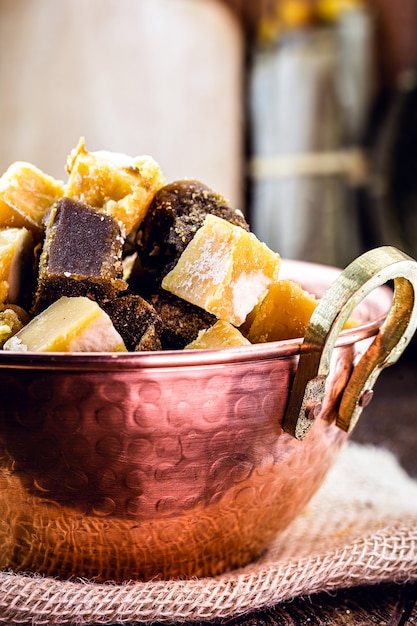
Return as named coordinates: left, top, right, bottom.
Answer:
left=162, top=214, right=281, bottom=327
left=246, top=279, right=318, bottom=342
left=66, top=137, right=166, bottom=235
left=3, top=296, right=127, bottom=352
left=0, top=162, right=64, bottom=237
left=185, top=319, right=251, bottom=349
left=0, top=227, right=34, bottom=305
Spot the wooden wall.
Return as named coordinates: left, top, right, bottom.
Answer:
left=0, top=0, right=245, bottom=209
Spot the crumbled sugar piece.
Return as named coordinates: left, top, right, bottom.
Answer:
left=66, top=137, right=165, bottom=235
left=3, top=335, right=27, bottom=351
left=185, top=320, right=250, bottom=349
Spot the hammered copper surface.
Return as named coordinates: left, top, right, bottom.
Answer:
left=0, top=261, right=393, bottom=582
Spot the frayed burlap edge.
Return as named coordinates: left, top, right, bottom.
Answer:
left=1, top=443, right=417, bottom=626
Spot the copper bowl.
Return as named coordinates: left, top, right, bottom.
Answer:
left=0, top=246, right=416, bottom=582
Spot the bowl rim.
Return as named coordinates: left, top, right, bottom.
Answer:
left=0, top=319, right=386, bottom=371
left=0, top=259, right=392, bottom=371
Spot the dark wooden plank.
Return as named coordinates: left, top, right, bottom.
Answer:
left=230, top=584, right=417, bottom=626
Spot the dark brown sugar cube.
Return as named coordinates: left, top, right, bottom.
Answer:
left=32, top=197, right=127, bottom=312
left=147, top=289, right=217, bottom=349
left=102, top=294, right=167, bottom=351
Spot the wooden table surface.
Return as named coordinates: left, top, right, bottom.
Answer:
left=149, top=348, right=417, bottom=626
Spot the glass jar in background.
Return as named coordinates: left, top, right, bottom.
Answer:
left=248, top=1, right=374, bottom=268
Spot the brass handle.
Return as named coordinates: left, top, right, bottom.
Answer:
left=282, top=246, right=417, bottom=440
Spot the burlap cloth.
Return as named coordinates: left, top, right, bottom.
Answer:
left=1, top=442, right=417, bottom=625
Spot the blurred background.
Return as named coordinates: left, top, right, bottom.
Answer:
left=1, top=0, right=417, bottom=268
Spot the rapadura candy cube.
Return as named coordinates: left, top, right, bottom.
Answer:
left=246, top=279, right=318, bottom=342
left=3, top=296, right=127, bottom=352
left=32, top=197, right=127, bottom=313
left=162, top=214, right=281, bottom=327
left=0, top=162, right=64, bottom=239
